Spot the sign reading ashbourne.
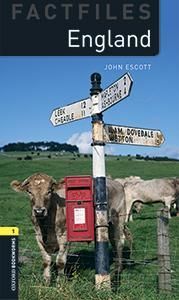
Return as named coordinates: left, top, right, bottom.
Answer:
left=100, top=73, right=132, bottom=112
left=104, top=124, right=165, bottom=146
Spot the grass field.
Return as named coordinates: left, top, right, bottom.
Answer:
left=0, top=152, right=179, bottom=300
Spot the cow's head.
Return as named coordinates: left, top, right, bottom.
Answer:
left=11, top=173, right=57, bottom=218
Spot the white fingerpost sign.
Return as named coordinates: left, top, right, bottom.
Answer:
left=50, top=97, right=92, bottom=126
left=99, top=73, right=133, bottom=113
left=104, top=124, right=165, bottom=147
left=50, top=73, right=133, bottom=126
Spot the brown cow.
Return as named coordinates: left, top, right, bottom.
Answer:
left=11, top=173, right=67, bottom=284
left=11, top=173, right=129, bottom=285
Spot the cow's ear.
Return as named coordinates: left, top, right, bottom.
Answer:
left=57, top=178, right=65, bottom=189
left=52, top=179, right=65, bottom=190
left=11, top=180, right=24, bottom=192
left=11, top=178, right=30, bottom=192
left=53, top=179, right=65, bottom=198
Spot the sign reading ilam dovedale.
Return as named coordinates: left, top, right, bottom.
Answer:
left=103, top=124, right=165, bottom=147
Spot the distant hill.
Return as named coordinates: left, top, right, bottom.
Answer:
left=0, top=142, right=79, bottom=153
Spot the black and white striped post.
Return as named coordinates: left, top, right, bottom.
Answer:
left=90, top=73, right=111, bottom=289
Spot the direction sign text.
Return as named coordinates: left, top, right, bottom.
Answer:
left=100, top=73, right=133, bottom=112
left=50, top=98, right=92, bottom=126
left=104, top=124, right=164, bottom=147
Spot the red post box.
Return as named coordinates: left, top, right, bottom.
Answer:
left=65, top=176, right=94, bottom=242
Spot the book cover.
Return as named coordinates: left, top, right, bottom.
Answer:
left=0, top=1, right=178, bottom=299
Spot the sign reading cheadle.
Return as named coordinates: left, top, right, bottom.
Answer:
left=104, top=124, right=165, bottom=146
left=50, top=98, right=92, bottom=126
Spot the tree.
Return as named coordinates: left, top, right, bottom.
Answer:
left=2, top=141, right=79, bottom=153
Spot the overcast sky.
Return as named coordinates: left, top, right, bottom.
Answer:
left=0, top=1, right=179, bottom=158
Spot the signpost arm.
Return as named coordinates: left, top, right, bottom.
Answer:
left=90, top=73, right=111, bottom=289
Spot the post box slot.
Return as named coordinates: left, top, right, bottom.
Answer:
left=66, top=187, right=92, bottom=201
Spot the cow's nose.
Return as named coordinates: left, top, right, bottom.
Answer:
left=34, top=207, right=46, bottom=217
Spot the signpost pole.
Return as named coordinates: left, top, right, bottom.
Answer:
left=90, top=73, right=111, bottom=289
